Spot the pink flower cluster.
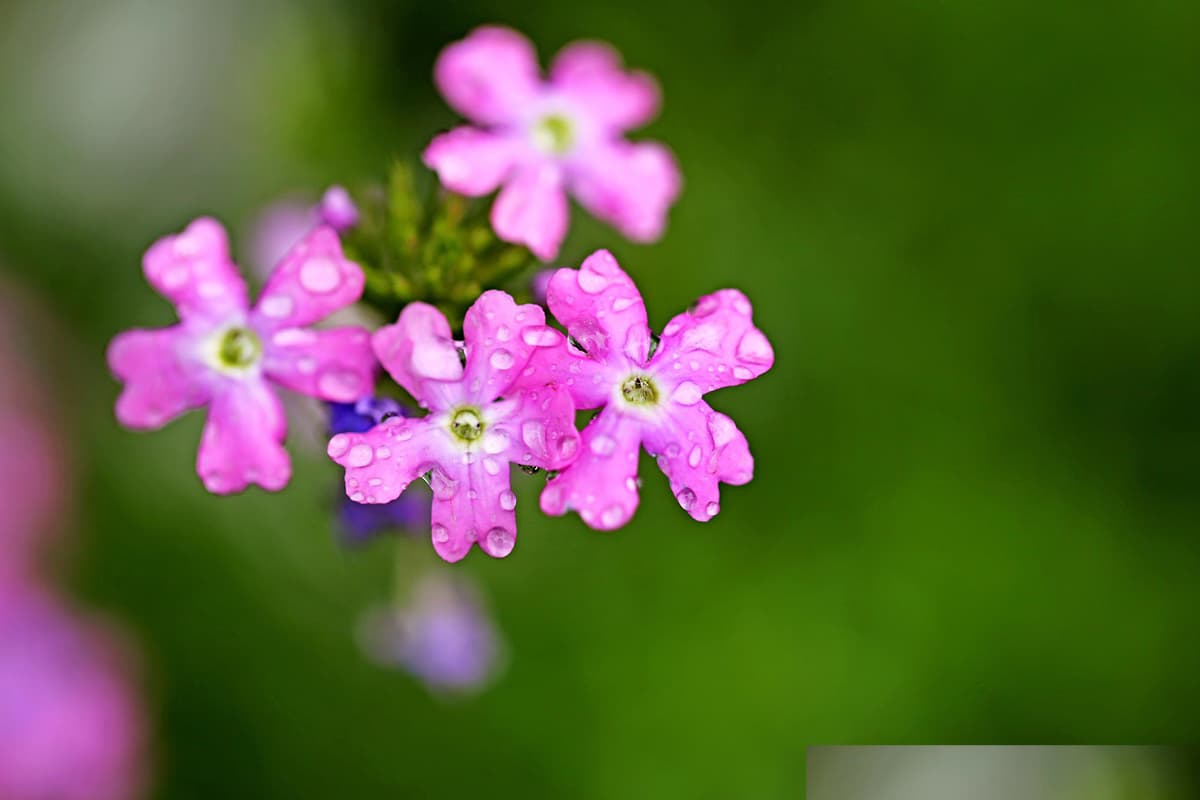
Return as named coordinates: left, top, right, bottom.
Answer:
left=327, top=250, right=773, bottom=561
left=108, top=24, right=774, bottom=566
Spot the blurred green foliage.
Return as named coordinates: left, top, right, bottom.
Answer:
left=1, top=0, right=1198, bottom=797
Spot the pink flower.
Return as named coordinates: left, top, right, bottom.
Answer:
left=108, top=218, right=377, bottom=494
left=424, top=26, right=682, bottom=261
left=0, top=586, right=145, bottom=800
left=327, top=291, right=580, bottom=562
left=514, top=250, right=774, bottom=529
left=0, top=287, right=66, bottom=576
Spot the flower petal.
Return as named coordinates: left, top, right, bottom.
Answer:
left=540, top=407, right=643, bottom=530
left=372, top=303, right=464, bottom=410
left=423, top=127, right=521, bottom=197
left=434, top=25, right=542, bottom=126
left=642, top=400, right=754, bottom=522
left=491, top=383, right=581, bottom=471
left=511, top=330, right=614, bottom=410
left=251, top=226, right=364, bottom=331
left=142, top=217, right=248, bottom=322
left=490, top=162, right=569, bottom=262
left=570, top=140, right=681, bottom=242
left=460, top=290, right=550, bottom=404
left=327, top=415, right=441, bottom=506
left=551, top=40, right=660, bottom=131
left=544, top=249, right=652, bottom=367
left=650, top=288, right=774, bottom=394
left=196, top=381, right=290, bottom=494
left=107, top=327, right=209, bottom=429
left=262, top=326, right=376, bottom=403
left=429, top=459, right=518, bottom=563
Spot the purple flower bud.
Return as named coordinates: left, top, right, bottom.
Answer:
left=358, top=573, right=504, bottom=694
left=530, top=268, right=555, bottom=305
left=318, top=185, right=359, bottom=232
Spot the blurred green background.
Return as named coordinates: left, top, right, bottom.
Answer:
left=2, top=0, right=1199, bottom=797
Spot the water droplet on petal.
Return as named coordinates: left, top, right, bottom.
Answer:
left=499, top=490, right=517, bottom=511
left=432, top=524, right=450, bottom=544
left=483, top=457, right=502, bottom=476
left=328, top=434, right=350, bottom=457
left=489, top=349, right=515, bottom=370
left=577, top=269, right=608, bottom=294
left=708, top=413, right=738, bottom=447
left=671, top=381, right=703, bottom=406
left=375, top=446, right=391, bottom=460
left=706, top=502, right=720, bottom=516
left=590, top=434, right=616, bottom=457
left=521, top=326, right=559, bottom=347
left=346, top=444, right=374, bottom=468
left=733, top=366, right=753, bottom=381
left=297, top=357, right=317, bottom=375
left=497, top=324, right=512, bottom=341
left=482, top=429, right=509, bottom=454
left=350, top=491, right=365, bottom=502
left=625, top=476, right=639, bottom=493
left=736, top=330, right=773, bottom=364
left=676, top=488, right=697, bottom=511
left=522, top=419, right=547, bottom=454
left=260, top=294, right=294, bottom=319
left=299, top=257, right=341, bottom=293
left=688, top=445, right=702, bottom=468
left=611, top=296, right=635, bottom=312
left=486, top=527, right=515, bottom=557
left=599, top=505, right=625, bottom=528
left=318, top=369, right=363, bottom=401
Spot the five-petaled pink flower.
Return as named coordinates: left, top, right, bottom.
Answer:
left=424, top=25, right=682, bottom=261
left=514, top=250, right=774, bottom=529
left=108, top=218, right=377, bottom=494
left=327, top=291, right=581, bottom=562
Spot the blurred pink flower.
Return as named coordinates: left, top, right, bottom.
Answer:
left=108, top=218, right=377, bottom=494
left=0, top=289, right=66, bottom=578
left=327, top=291, right=580, bottom=562
left=514, top=250, right=774, bottom=529
left=424, top=26, right=681, bottom=261
left=0, top=586, right=146, bottom=800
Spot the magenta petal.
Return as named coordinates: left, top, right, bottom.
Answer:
left=196, top=381, right=290, bottom=494
left=262, top=326, right=375, bottom=403
left=372, top=303, right=464, bottom=410
left=492, top=383, right=581, bottom=471
left=251, top=226, right=364, bottom=331
left=650, top=288, right=775, bottom=394
left=328, top=416, right=439, bottom=506
left=642, top=400, right=754, bottom=522
left=460, top=290, right=550, bottom=403
left=142, top=217, right=248, bottom=322
left=428, top=459, right=519, bottom=563
left=423, top=127, right=521, bottom=197
left=540, top=407, right=643, bottom=531
left=107, top=327, right=208, bottom=430
left=571, top=140, right=681, bottom=242
left=550, top=40, right=661, bottom=131
left=545, top=250, right=652, bottom=366
left=490, top=163, right=569, bottom=262
left=434, top=25, right=542, bottom=126
left=512, top=331, right=614, bottom=410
